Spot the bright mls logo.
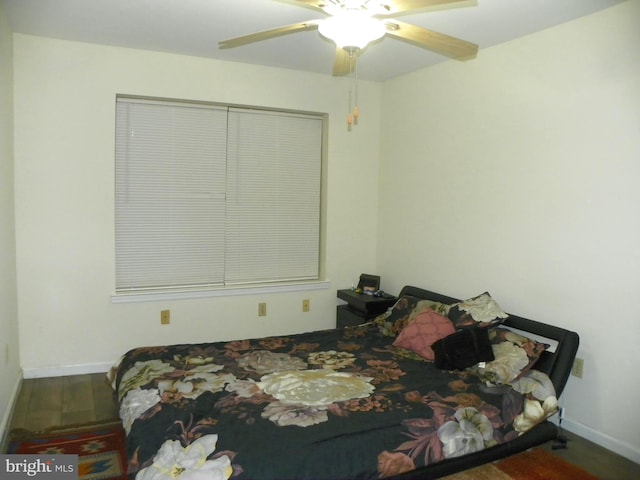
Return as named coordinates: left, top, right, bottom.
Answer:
left=1, top=455, right=77, bottom=480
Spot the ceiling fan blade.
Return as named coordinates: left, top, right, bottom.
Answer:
left=333, top=47, right=357, bottom=76
left=383, top=0, right=471, bottom=15
left=384, top=20, right=478, bottom=60
left=291, top=0, right=327, bottom=13
left=219, top=20, right=320, bottom=49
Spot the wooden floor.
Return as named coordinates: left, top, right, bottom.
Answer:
left=538, top=429, right=640, bottom=480
left=6, top=374, right=640, bottom=479
left=9, top=373, right=119, bottom=432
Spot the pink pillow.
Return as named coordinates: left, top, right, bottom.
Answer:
left=393, top=309, right=456, bottom=361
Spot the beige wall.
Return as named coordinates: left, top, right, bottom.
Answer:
left=379, top=0, right=640, bottom=462
left=12, top=34, right=382, bottom=376
left=0, top=1, right=21, bottom=441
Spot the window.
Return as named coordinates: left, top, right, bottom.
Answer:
left=115, top=97, right=323, bottom=295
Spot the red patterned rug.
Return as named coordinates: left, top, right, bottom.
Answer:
left=442, top=448, right=599, bottom=480
left=8, top=420, right=128, bottom=480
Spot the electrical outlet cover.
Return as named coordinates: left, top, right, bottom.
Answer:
left=571, top=357, right=584, bottom=378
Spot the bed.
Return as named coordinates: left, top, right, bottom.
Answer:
left=110, top=285, right=579, bottom=480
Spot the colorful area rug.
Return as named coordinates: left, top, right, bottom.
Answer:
left=442, top=448, right=599, bottom=480
left=8, top=420, right=128, bottom=480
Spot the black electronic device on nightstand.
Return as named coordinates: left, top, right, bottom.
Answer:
left=336, top=289, right=397, bottom=328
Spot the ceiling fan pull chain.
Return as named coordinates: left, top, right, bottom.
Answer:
left=353, top=52, right=360, bottom=124
left=347, top=52, right=354, bottom=128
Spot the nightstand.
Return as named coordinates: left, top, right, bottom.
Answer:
left=336, top=289, right=397, bottom=328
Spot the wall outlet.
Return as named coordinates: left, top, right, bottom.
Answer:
left=258, top=303, right=267, bottom=317
left=571, top=357, right=584, bottom=378
left=161, top=309, right=171, bottom=325
left=302, top=299, right=310, bottom=312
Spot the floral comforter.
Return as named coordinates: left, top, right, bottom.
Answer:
left=111, top=323, right=557, bottom=480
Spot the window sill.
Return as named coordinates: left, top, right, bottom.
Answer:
left=111, top=281, right=331, bottom=304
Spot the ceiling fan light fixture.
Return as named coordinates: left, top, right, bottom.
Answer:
left=318, top=10, right=385, bottom=50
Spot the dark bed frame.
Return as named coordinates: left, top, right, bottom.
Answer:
left=391, top=286, right=580, bottom=479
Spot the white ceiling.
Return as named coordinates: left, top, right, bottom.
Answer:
left=1, top=0, right=626, bottom=81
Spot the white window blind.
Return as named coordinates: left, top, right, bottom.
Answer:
left=115, top=98, right=322, bottom=293
left=225, top=108, right=322, bottom=284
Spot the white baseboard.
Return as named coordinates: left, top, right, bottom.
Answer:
left=0, top=372, right=24, bottom=452
left=562, top=416, right=640, bottom=465
left=22, top=362, right=113, bottom=379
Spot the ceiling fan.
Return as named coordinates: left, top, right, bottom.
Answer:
left=218, top=0, right=479, bottom=76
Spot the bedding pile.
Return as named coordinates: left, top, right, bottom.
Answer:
left=110, top=292, right=558, bottom=480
